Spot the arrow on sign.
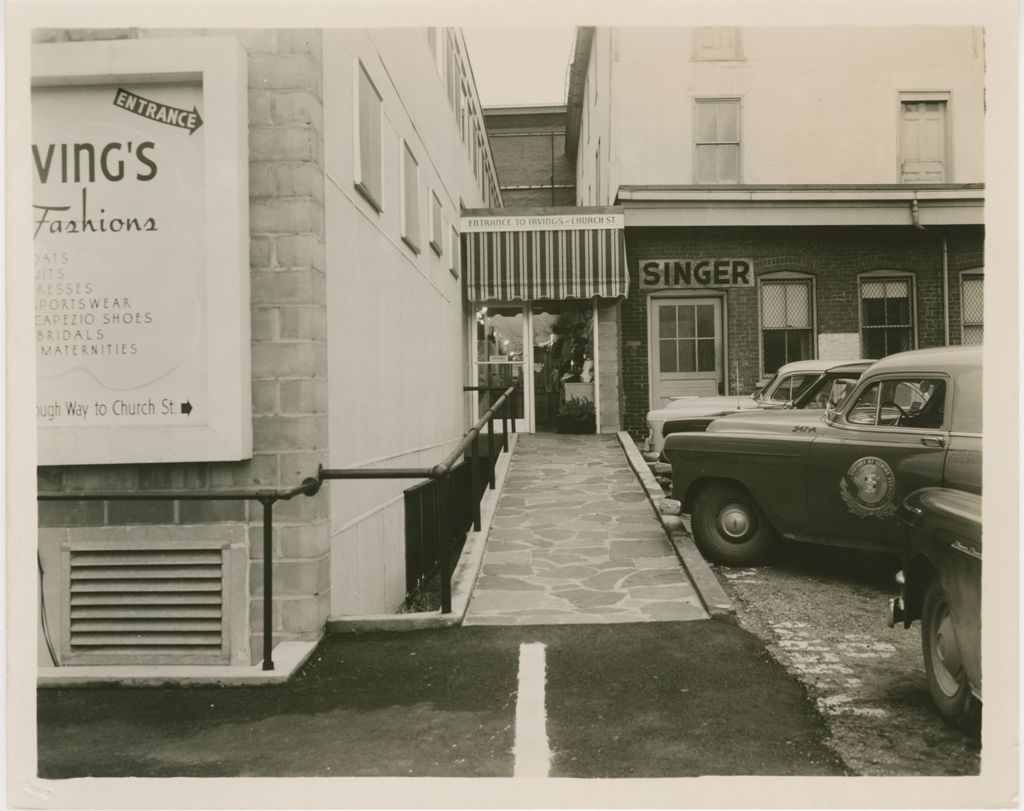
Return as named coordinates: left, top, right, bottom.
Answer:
left=113, top=88, right=204, bottom=134
left=181, top=401, right=193, bottom=416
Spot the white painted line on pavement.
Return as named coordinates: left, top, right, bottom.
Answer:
left=513, top=642, right=551, bottom=777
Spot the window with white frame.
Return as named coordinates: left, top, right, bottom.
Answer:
left=960, top=272, right=983, bottom=345
left=695, top=99, right=740, bottom=184
left=445, top=36, right=458, bottom=111
left=693, top=27, right=742, bottom=60
left=355, top=62, right=383, bottom=210
left=760, top=276, right=814, bottom=375
left=401, top=142, right=420, bottom=252
left=429, top=191, right=443, bottom=256
left=900, top=93, right=949, bottom=183
left=860, top=274, right=915, bottom=357
left=449, top=224, right=459, bottom=278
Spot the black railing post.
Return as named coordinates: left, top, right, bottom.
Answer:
left=501, top=396, right=509, bottom=451
left=259, top=493, right=275, bottom=671
left=470, top=433, right=481, bottom=531
left=487, top=416, right=496, bottom=489
left=440, top=473, right=453, bottom=614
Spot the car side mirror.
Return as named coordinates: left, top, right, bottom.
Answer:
left=783, top=400, right=796, bottom=409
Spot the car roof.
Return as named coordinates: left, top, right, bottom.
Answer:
left=825, top=361, right=874, bottom=373
left=775, top=358, right=872, bottom=375
left=863, top=345, right=982, bottom=376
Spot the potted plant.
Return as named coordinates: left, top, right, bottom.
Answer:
left=556, top=397, right=596, bottom=434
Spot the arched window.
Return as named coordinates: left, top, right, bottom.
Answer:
left=759, top=272, right=815, bottom=375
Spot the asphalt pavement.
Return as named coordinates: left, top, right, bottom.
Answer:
left=38, top=622, right=847, bottom=778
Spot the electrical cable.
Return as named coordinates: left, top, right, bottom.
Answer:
left=38, top=552, right=59, bottom=666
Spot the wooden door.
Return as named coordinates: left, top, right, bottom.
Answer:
left=649, top=298, right=723, bottom=407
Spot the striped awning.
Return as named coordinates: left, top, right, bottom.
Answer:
left=461, top=208, right=630, bottom=302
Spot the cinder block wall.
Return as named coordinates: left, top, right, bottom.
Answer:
left=34, top=29, right=330, bottom=663
left=620, top=225, right=985, bottom=440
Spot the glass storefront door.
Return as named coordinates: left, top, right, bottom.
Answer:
left=531, top=302, right=595, bottom=433
left=472, top=301, right=597, bottom=434
left=474, top=305, right=528, bottom=432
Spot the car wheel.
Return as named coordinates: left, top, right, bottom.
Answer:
left=921, top=578, right=975, bottom=726
left=691, top=482, right=779, bottom=566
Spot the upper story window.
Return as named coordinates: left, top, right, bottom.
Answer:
left=445, top=36, right=458, bottom=111
left=355, top=62, right=383, bottom=211
left=429, top=190, right=443, bottom=256
left=960, top=271, right=984, bottom=345
left=760, top=275, right=814, bottom=375
left=860, top=273, right=915, bottom=357
left=460, top=80, right=469, bottom=142
left=401, top=142, right=421, bottom=253
left=693, top=27, right=742, bottom=61
left=449, top=224, right=460, bottom=278
left=900, top=92, right=950, bottom=183
left=695, top=98, right=741, bottom=184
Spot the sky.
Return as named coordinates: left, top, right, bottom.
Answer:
left=461, top=28, right=576, bottom=108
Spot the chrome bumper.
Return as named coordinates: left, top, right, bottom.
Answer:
left=887, top=570, right=908, bottom=628
left=887, top=595, right=906, bottom=628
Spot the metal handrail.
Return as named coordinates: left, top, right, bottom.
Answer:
left=319, top=384, right=518, bottom=611
left=36, top=383, right=519, bottom=667
left=319, top=384, right=517, bottom=481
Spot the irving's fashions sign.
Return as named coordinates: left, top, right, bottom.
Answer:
left=640, top=258, right=755, bottom=289
left=32, top=38, right=251, bottom=465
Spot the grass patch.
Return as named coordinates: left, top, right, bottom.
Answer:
left=400, top=573, right=442, bottom=613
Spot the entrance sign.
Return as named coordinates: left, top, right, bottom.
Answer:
left=640, top=259, right=755, bottom=289
left=32, top=38, right=250, bottom=464
left=462, top=210, right=624, bottom=233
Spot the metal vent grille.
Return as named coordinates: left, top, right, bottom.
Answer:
left=68, top=547, right=224, bottom=660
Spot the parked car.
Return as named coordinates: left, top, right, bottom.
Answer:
left=664, top=346, right=982, bottom=565
left=656, top=361, right=872, bottom=447
left=888, top=487, right=981, bottom=726
left=645, top=359, right=870, bottom=456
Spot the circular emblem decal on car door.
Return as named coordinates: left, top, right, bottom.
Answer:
left=840, top=456, right=897, bottom=518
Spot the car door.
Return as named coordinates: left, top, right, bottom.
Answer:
left=803, top=374, right=951, bottom=552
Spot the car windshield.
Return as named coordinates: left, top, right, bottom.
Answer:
left=752, top=374, right=777, bottom=401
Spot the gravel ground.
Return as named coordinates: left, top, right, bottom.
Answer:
left=706, top=540, right=981, bottom=776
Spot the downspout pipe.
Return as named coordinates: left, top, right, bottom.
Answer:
left=912, top=198, right=951, bottom=345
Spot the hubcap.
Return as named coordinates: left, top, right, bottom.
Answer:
left=718, top=503, right=753, bottom=540
left=930, top=599, right=963, bottom=697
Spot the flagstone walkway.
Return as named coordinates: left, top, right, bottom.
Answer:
left=464, top=433, right=707, bottom=625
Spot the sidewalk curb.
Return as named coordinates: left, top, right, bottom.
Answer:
left=326, top=433, right=518, bottom=633
left=617, top=431, right=735, bottom=620
left=37, top=640, right=320, bottom=688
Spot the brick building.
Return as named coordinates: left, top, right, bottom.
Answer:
left=484, top=105, right=575, bottom=206
left=568, top=27, right=986, bottom=439
left=34, top=27, right=500, bottom=669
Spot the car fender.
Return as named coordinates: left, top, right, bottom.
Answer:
left=665, top=431, right=817, bottom=540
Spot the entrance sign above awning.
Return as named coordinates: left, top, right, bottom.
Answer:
left=461, top=208, right=629, bottom=302
left=463, top=211, right=623, bottom=233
